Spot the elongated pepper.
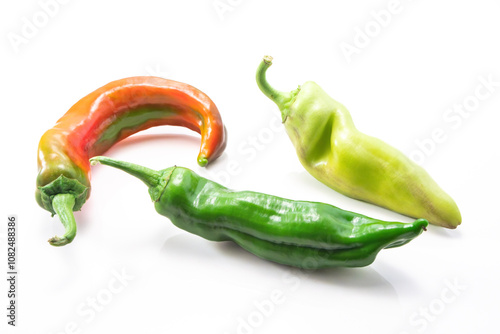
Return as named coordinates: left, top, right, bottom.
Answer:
left=90, top=156, right=428, bottom=269
left=256, top=56, right=461, bottom=229
left=37, top=76, right=227, bottom=246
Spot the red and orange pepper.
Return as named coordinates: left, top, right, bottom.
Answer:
left=36, top=76, right=227, bottom=246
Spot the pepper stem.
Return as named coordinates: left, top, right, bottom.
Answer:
left=48, top=194, right=77, bottom=246
left=90, top=156, right=161, bottom=189
left=256, top=56, right=292, bottom=112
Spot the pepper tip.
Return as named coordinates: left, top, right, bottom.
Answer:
left=197, top=156, right=208, bottom=167
left=416, top=218, right=429, bottom=231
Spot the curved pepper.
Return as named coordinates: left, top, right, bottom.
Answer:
left=89, top=156, right=428, bottom=269
left=37, top=76, right=227, bottom=246
left=256, top=56, right=460, bottom=229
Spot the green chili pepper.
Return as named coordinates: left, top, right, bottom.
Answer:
left=89, top=156, right=427, bottom=269
left=256, top=56, right=461, bottom=229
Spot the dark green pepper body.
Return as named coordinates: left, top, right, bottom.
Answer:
left=90, top=156, right=427, bottom=269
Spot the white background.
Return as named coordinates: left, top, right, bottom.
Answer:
left=2, top=0, right=500, bottom=333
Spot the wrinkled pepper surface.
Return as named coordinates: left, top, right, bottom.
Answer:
left=89, top=156, right=428, bottom=269
left=256, top=56, right=461, bottom=229
left=37, top=77, right=227, bottom=246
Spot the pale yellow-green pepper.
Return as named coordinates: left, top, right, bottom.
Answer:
left=256, top=56, right=461, bottom=228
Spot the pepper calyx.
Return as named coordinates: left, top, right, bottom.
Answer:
left=38, top=175, right=89, bottom=215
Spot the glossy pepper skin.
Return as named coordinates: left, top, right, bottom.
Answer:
left=256, top=56, right=461, bottom=229
left=89, top=156, right=428, bottom=269
left=37, top=76, right=227, bottom=246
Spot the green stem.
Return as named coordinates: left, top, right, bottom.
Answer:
left=90, top=156, right=161, bottom=188
left=48, top=194, right=77, bottom=246
left=256, top=56, right=292, bottom=112
left=90, top=156, right=170, bottom=202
